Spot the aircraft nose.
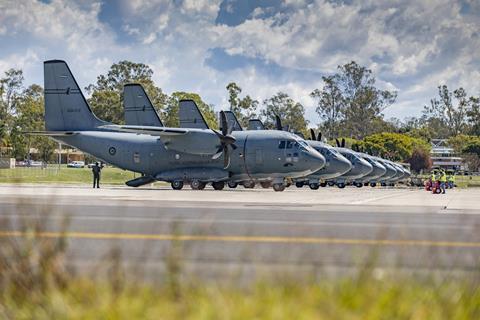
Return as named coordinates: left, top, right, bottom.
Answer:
left=357, top=158, right=373, bottom=176
left=336, top=154, right=352, bottom=175
left=373, top=161, right=387, bottom=177
left=305, top=148, right=326, bottom=172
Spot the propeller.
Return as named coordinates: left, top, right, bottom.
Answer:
left=335, top=138, right=341, bottom=147
left=275, top=114, right=282, bottom=131
left=341, top=138, right=345, bottom=148
left=310, top=128, right=316, bottom=140
left=317, top=132, right=322, bottom=141
left=212, top=111, right=237, bottom=169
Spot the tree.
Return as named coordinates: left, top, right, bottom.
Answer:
left=408, top=148, right=432, bottom=173
left=0, top=69, right=24, bottom=154
left=86, top=61, right=168, bottom=124
left=447, top=135, right=480, bottom=154
left=336, top=61, right=397, bottom=139
left=466, top=96, right=480, bottom=135
left=226, top=82, right=258, bottom=127
left=311, top=75, right=343, bottom=139
left=162, top=92, right=218, bottom=129
left=422, top=85, right=470, bottom=137
left=363, top=132, right=430, bottom=162
left=261, top=92, right=308, bottom=134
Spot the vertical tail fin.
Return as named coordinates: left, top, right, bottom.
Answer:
left=178, top=100, right=209, bottom=129
left=222, top=111, right=243, bottom=131
left=123, top=84, right=163, bottom=127
left=44, top=60, right=107, bottom=131
left=247, top=119, right=265, bottom=130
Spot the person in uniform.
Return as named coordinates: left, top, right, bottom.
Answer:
left=447, top=173, right=455, bottom=189
left=92, top=162, right=103, bottom=188
left=439, top=170, right=447, bottom=194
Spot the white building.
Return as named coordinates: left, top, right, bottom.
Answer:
left=430, top=139, right=464, bottom=170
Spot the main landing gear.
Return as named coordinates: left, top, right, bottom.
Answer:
left=171, top=180, right=184, bottom=190
left=272, top=183, right=285, bottom=192
left=190, top=179, right=206, bottom=190
left=212, top=181, right=225, bottom=190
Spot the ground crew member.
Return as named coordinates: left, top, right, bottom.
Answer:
left=439, top=170, right=447, bottom=194
left=92, top=162, right=103, bottom=188
left=448, top=173, right=455, bottom=189
left=430, top=171, right=436, bottom=182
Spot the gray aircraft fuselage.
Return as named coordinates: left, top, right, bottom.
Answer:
left=54, top=129, right=324, bottom=184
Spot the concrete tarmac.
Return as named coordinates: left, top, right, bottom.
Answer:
left=0, top=184, right=479, bottom=281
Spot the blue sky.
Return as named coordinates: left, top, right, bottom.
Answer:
left=1, top=0, right=479, bottom=126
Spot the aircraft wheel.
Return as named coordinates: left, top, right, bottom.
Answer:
left=171, top=180, right=184, bottom=190
left=381, top=182, right=387, bottom=187
left=320, top=182, right=327, bottom=187
left=295, top=182, right=304, bottom=188
left=212, top=181, right=225, bottom=190
left=370, top=182, right=377, bottom=187
left=260, top=182, right=271, bottom=189
left=327, top=181, right=335, bottom=187
left=285, top=182, right=292, bottom=188
left=243, top=181, right=255, bottom=189
left=355, top=182, right=363, bottom=188
left=227, top=181, right=238, bottom=188
left=272, top=183, right=285, bottom=192
left=309, top=183, right=320, bottom=190
left=336, top=183, right=346, bottom=189
left=191, top=180, right=205, bottom=190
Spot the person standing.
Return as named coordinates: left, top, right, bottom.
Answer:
left=447, top=173, right=455, bottom=189
left=439, top=170, right=447, bottom=194
left=92, top=162, right=103, bottom=188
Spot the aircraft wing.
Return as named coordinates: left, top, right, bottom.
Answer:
left=25, top=131, right=79, bottom=136
left=101, top=125, right=188, bottom=136
left=102, top=125, right=223, bottom=155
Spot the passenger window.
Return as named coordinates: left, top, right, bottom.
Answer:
left=286, top=141, right=293, bottom=149
left=278, top=141, right=286, bottom=149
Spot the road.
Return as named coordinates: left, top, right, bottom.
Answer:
left=0, top=184, right=479, bottom=281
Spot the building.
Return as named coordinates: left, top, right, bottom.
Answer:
left=430, top=139, right=464, bottom=171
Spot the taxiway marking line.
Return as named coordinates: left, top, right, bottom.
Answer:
left=0, top=231, right=479, bottom=248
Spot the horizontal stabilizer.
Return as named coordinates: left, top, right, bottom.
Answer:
left=25, top=131, right=79, bottom=136
left=125, top=175, right=155, bottom=187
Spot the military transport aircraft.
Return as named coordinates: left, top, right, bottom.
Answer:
left=122, top=83, right=326, bottom=190
left=34, top=61, right=325, bottom=192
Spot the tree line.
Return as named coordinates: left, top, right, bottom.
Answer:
left=0, top=60, right=479, bottom=172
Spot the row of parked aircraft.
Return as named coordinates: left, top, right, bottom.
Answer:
left=33, top=60, right=410, bottom=192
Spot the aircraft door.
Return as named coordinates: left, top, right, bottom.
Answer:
left=244, top=136, right=265, bottom=175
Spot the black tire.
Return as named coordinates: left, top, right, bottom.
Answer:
left=190, top=180, right=205, bottom=190
left=435, top=188, right=442, bottom=194
left=327, top=181, right=335, bottom=187
left=212, top=181, right=225, bottom=190
left=295, top=182, right=304, bottom=188
left=370, top=182, right=377, bottom=187
left=355, top=182, right=363, bottom=188
left=243, top=181, right=255, bottom=189
left=273, top=183, right=285, bottom=192
left=309, top=183, right=319, bottom=190
left=381, top=182, right=387, bottom=187
left=171, top=180, right=184, bottom=190
left=337, top=183, right=346, bottom=189
left=227, top=181, right=238, bottom=188
left=320, top=182, right=327, bottom=187
left=260, top=182, right=271, bottom=189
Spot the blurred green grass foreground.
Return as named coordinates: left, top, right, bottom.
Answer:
left=0, top=219, right=478, bottom=319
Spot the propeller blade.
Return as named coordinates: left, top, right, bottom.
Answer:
left=223, top=146, right=230, bottom=169
left=341, top=138, right=345, bottom=148
left=220, top=111, right=228, bottom=136
left=317, top=132, right=322, bottom=141
left=230, top=143, right=238, bottom=150
left=212, top=147, right=223, bottom=159
left=335, top=138, right=340, bottom=147
left=275, top=114, right=282, bottom=130
left=310, top=129, right=315, bottom=140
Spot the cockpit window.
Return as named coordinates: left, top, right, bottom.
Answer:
left=286, top=141, right=294, bottom=149
left=278, top=141, right=285, bottom=149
